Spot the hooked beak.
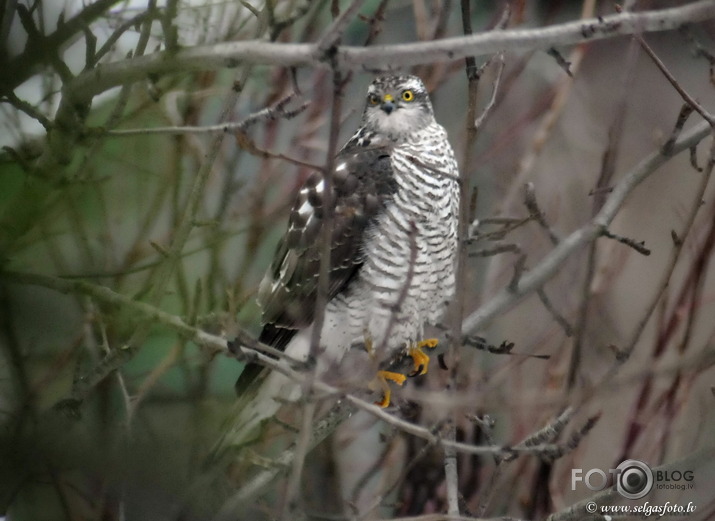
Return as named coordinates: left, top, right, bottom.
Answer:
left=380, top=94, right=395, bottom=115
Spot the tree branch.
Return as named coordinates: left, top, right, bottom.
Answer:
left=29, top=1, right=715, bottom=179
left=65, top=1, right=715, bottom=106
left=3, top=269, right=559, bottom=459
left=0, top=0, right=123, bottom=93
left=461, top=119, right=712, bottom=336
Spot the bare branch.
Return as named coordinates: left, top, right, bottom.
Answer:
left=94, top=9, right=155, bottom=64
left=508, top=253, right=527, bottom=292
left=461, top=120, right=712, bottom=337
left=690, top=144, right=704, bottom=172
left=1, top=91, right=52, bottom=130
left=28, top=2, right=714, bottom=179
left=514, top=407, right=574, bottom=449
left=662, top=103, right=695, bottom=155
left=443, top=422, right=460, bottom=517
left=1, top=0, right=123, bottom=93
left=469, top=414, right=501, bottom=516
left=1, top=270, right=561, bottom=458
left=610, top=133, right=715, bottom=367
left=316, top=0, right=367, bottom=53
left=64, top=2, right=715, bottom=105
left=106, top=95, right=309, bottom=137
left=546, top=47, right=573, bottom=77
left=523, top=182, right=560, bottom=245
left=601, top=229, right=651, bottom=256
left=537, top=288, right=574, bottom=337
left=635, top=32, right=715, bottom=127
left=473, top=53, right=505, bottom=130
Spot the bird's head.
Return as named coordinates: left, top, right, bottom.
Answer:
left=361, top=75, right=435, bottom=139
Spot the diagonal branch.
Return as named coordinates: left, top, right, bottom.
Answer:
left=461, top=119, right=712, bottom=337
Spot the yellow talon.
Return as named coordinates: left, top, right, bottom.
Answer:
left=373, top=370, right=406, bottom=408
left=408, top=338, right=438, bottom=376
left=363, top=335, right=437, bottom=407
left=380, top=370, right=408, bottom=385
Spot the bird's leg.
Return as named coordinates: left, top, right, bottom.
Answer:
left=408, top=338, right=439, bottom=376
left=365, top=331, right=406, bottom=408
left=373, top=370, right=406, bottom=408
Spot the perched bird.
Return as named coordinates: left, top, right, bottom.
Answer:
left=228, top=74, right=459, bottom=444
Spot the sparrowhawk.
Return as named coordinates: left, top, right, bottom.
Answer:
left=230, top=74, right=459, bottom=441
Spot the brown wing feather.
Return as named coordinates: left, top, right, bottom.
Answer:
left=235, top=143, right=397, bottom=394
left=257, top=144, right=396, bottom=329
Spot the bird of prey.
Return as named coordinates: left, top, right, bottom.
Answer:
left=229, top=74, right=459, bottom=443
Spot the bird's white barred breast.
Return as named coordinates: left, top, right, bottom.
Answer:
left=329, top=122, right=459, bottom=356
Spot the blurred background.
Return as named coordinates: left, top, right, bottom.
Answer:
left=1, top=0, right=715, bottom=520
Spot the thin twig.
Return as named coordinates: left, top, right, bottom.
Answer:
left=601, top=229, right=651, bottom=256
left=500, top=0, right=596, bottom=210
left=316, top=0, right=367, bottom=54
left=546, top=47, right=573, bottom=77
left=468, top=414, right=501, bottom=517
left=523, top=182, right=560, bottom=245
left=515, top=407, right=574, bottom=449
left=473, top=53, right=505, bottom=130
left=690, top=144, right=704, bottom=172
left=94, top=9, right=156, bottom=64
left=1, top=91, right=52, bottom=130
left=1, top=0, right=121, bottom=92
left=634, top=33, right=715, bottom=127
left=359, top=0, right=390, bottom=46
left=101, top=97, right=309, bottom=136
left=468, top=243, right=521, bottom=258
left=537, top=288, right=574, bottom=337
left=508, top=253, right=527, bottom=292
left=234, top=130, right=323, bottom=170
left=662, top=103, right=695, bottom=155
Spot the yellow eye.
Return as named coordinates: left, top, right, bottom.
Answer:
left=401, top=90, right=414, bottom=101
left=368, top=93, right=380, bottom=105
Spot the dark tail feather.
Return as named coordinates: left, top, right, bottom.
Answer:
left=234, top=362, right=265, bottom=395
left=233, top=324, right=298, bottom=395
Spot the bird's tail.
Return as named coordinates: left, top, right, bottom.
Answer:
left=212, top=371, right=300, bottom=465
left=209, top=329, right=314, bottom=463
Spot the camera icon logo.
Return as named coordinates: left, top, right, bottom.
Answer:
left=615, top=459, right=654, bottom=499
